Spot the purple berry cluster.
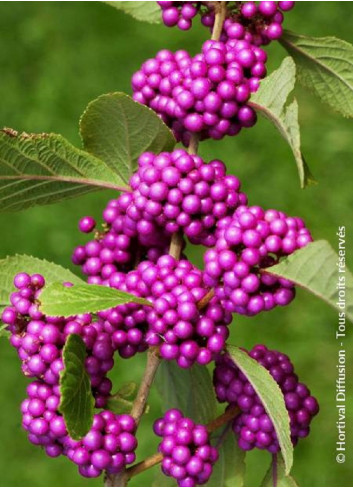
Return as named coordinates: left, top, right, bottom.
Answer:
left=73, top=192, right=172, bottom=284
left=213, top=345, right=319, bottom=453
left=132, top=38, right=266, bottom=145
left=205, top=2, right=295, bottom=45
left=21, top=381, right=66, bottom=459
left=154, top=409, right=218, bottom=487
left=99, top=255, right=232, bottom=368
left=127, top=149, right=247, bottom=246
left=157, top=1, right=201, bottom=30
left=204, top=205, right=313, bottom=315
left=2, top=273, right=114, bottom=408
left=22, top=382, right=137, bottom=478
left=159, top=1, right=295, bottom=45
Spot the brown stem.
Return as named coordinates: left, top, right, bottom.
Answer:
left=130, top=347, right=161, bottom=422
left=105, top=348, right=161, bottom=486
left=197, top=289, right=215, bottom=310
left=168, top=231, right=184, bottom=260
left=211, top=1, right=227, bottom=41
left=126, top=406, right=241, bottom=482
left=206, top=405, right=240, bottom=433
left=188, top=133, right=199, bottom=155
left=127, top=452, right=164, bottom=480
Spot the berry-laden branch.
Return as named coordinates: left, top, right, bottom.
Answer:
left=125, top=405, right=241, bottom=481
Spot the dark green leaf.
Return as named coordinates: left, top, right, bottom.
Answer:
left=250, top=57, right=315, bottom=188
left=267, top=239, right=353, bottom=323
left=227, top=346, right=293, bottom=475
left=104, top=1, right=162, bottom=24
left=39, top=282, right=152, bottom=317
left=155, top=361, right=217, bottom=424
left=281, top=31, right=353, bottom=118
left=207, top=424, right=245, bottom=487
left=59, top=334, right=94, bottom=440
left=262, top=454, right=298, bottom=487
left=0, top=254, right=84, bottom=313
left=0, top=129, right=128, bottom=212
left=80, top=93, right=175, bottom=184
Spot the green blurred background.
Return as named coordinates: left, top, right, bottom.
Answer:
left=0, top=1, right=352, bottom=486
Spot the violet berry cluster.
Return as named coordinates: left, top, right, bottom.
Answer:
left=213, top=345, right=319, bottom=453
left=132, top=38, right=265, bottom=144
left=127, top=149, right=247, bottom=246
left=22, top=381, right=137, bottom=478
left=154, top=409, right=218, bottom=487
left=135, top=2, right=295, bottom=144
left=159, top=1, right=295, bottom=44
left=204, top=205, right=313, bottom=315
left=158, top=1, right=201, bottom=31
left=98, top=254, right=232, bottom=367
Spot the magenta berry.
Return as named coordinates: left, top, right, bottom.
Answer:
left=79, top=216, right=96, bottom=234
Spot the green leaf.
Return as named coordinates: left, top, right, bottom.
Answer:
left=250, top=57, right=315, bottom=189
left=59, top=334, right=95, bottom=440
left=39, top=282, right=152, bottom=317
left=0, top=129, right=128, bottom=212
left=227, top=345, right=293, bottom=475
left=207, top=424, right=245, bottom=487
left=80, top=93, right=176, bottom=184
left=281, top=31, right=353, bottom=118
left=262, top=454, right=298, bottom=487
left=0, top=254, right=84, bottom=313
left=104, top=1, right=162, bottom=24
left=155, top=361, right=217, bottom=424
left=267, top=239, right=353, bottom=323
